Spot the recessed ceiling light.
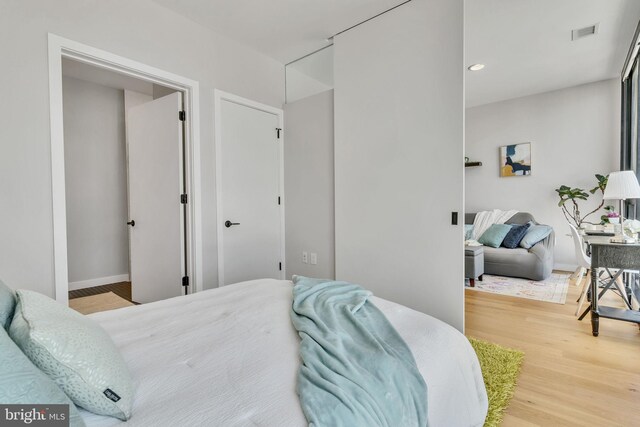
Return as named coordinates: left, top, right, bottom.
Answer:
left=468, top=64, right=485, bottom=71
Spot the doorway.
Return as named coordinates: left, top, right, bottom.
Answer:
left=62, top=58, right=187, bottom=307
left=214, top=90, right=285, bottom=285
left=49, top=34, right=203, bottom=306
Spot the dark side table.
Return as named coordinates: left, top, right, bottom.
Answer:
left=584, top=239, right=640, bottom=336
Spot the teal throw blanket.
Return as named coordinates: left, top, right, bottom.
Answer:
left=290, top=276, right=428, bottom=427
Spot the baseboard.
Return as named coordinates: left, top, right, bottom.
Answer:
left=69, top=274, right=130, bottom=291
left=554, top=263, right=577, bottom=273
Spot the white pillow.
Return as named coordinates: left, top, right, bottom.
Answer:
left=9, top=290, right=133, bottom=420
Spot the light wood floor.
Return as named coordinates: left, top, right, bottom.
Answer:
left=466, top=273, right=640, bottom=426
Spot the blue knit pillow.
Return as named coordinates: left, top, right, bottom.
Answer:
left=478, top=224, right=512, bottom=248
left=519, top=224, right=553, bottom=249
left=502, top=222, right=531, bottom=248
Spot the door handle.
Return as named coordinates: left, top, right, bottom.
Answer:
left=127, top=220, right=135, bottom=227
left=224, top=220, right=240, bottom=228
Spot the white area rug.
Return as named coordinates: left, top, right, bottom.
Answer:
left=466, top=273, right=570, bottom=304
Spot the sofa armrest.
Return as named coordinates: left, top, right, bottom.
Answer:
left=529, top=229, right=555, bottom=261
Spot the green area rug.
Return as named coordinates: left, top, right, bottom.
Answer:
left=469, top=338, right=524, bottom=427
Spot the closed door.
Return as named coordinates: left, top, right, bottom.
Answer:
left=219, top=98, right=283, bottom=285
left=127, top=92, right=185, bottom=303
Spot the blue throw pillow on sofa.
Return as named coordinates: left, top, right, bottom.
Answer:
left=502, top=222, right=531, bottom=248
left=519, top=224, right=553, bottom=249
left=478, top=224, right=512, bottom=248
left=464, top=224, right=474, bottom=240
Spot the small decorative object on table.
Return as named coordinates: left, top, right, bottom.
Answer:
left=606, top=211, right=620, bottom=224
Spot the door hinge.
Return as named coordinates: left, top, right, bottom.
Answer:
left=279, top=262, right=282, bottom=271
left=276, top=128, right=282, bottom=139
left=182, top=276, right=189, bottom=288
left=179, top=110, right=186, bottom=122
left=278, top=196, right=281, bottom=205
left=181, top=194, right=188, bottom=204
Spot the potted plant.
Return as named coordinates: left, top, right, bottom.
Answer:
left=555, top=174, right=608, bottom=229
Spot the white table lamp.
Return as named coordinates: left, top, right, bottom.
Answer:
left=603, top=170, right=640, bottom=243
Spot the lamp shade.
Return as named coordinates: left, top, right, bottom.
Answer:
left=603, top=171, right=640, bottom=200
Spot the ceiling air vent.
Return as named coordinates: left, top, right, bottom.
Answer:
left=572, top=24, right=599, bottom=41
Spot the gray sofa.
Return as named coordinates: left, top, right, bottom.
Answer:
left=465, top=212, right=555, bottom=281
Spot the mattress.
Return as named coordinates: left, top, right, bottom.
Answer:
left=81, top=279, right=487, bottom=426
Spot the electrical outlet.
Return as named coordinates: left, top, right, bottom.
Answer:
left=310, top=253, right=318, bottom=265
left=302, top=251, right=308, bottom=264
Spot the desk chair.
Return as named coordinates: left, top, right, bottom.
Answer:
left=569, top=225, right=627, bottom=316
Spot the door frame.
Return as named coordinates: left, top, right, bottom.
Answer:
left=48, top=34, right=203, bottom=305
left=214, top=89, right=285, bottom=285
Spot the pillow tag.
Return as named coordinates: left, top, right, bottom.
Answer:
left=103, top=388, right=121, bottom=402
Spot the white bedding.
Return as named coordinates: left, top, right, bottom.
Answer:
left=82, top=279, right=487, bottom=427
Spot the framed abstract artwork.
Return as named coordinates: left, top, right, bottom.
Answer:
left=499, top=143, right=531, bottom=177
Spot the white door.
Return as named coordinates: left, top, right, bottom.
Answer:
left=219, top=98, right=283, bottom=285
left=127, top=92, right=185, bottom=303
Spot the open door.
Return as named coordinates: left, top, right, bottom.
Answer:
left=127, top=92, right=186, bottom=303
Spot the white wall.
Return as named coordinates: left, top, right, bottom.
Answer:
left=285, top=67, right=332, bottom=104
left=0, top=0, right=284, bottom=297
left=285, top=46, right=334, bottom=103
left=152, top=84, right=178, bottom=100
left=124, top=91, right=153, bottom=115
left=284, top=90, right=335, bottom=280
left=334, top=0, right=465, bottom=331
left=465, top=79, right=620, bottom=270
left=63, top=77, right=129, bottom=285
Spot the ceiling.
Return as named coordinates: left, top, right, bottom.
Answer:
left=151, top=0, right=640, bottom=107
left=151, top=0, right=405, bottom=64
left=465, top=0, right=640, bottom=107
left=62, top=58, right=154, bottom=95
left=62, top=58, right=178, bottom=97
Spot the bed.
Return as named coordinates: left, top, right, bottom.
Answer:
left=81, top=279, right=488, bottom=426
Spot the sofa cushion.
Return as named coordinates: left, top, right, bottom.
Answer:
left=483, top=246, right=531, bottom=258
left=478, top=224, right=512, bottom=248
left=482, top=246, right=552, bottom=281
left=505, top=212, right=536, bottom=225
left=502, top=222, right=531, bottom=249
left=520, top=224, right=553, bottom=249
